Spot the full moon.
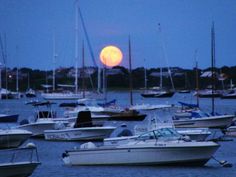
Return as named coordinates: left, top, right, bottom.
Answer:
left=100, top=46, right=123, bottom=67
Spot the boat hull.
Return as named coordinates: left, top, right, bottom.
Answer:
left=141, top=91, right=175, bottom=98
left=18, top=122, right=56, bottom=137
left=225, top=126, right=236, bottom=137
left=221, top=94, right=236, bottom=99
left=0, top=114, right=19, bottom=123
left=0, top=162, right=40, bottom=177
left=41, top=93, right=82, bottom=100
left=0, top=132, right=32, bottom=149
left=63, top=142, right=219, bottom=166
left=173, top=115, right=234, bottom=128
left=44, top=127, right=115, bottom=141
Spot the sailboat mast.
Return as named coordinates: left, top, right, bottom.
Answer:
left=75, top=62, right=78, bottom=94
left=75, top=2, right=79, bottom=94
left=103, top=62, right=107, bottom=102
left=52, top=34, right=57, bottom=91
left=4, top=34, right=8, bottom=98
left=195, top=60, right=199, bottom=107
left=82, top=40, right=85, bottom=98
left=0, top=64, right=2, bottom=91
left=211, top=22, right=216, bottom=114
left=97, top=66, right=101, bottom=93
left=144, top=59, right=147, bottom=90
left=27, top=72, right=30, bottom=89
left=129, top=36, right=133, bottom=106
left=16, top=67, right=19, bottom=92
left=160, top=67, right=162, bottom=89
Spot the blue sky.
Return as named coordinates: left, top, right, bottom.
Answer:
left=0, top=0, right=236, bottom=70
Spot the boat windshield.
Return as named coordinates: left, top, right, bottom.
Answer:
left=137, top=128, right=181, bottom=140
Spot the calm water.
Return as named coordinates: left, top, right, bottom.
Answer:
left=1, top=91, right=236, bottom=177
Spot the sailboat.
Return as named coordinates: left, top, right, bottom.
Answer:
left=92, top=37, right=146, bottom=121
left=221, top=80, right=236, bottom=99
left=178, top=72, right=191, bottom=93
left=173, top=23, right=234, bottom=129
left=25, top=73, right=36, bottom=98
left=141, top=24, right=175, bottom=98
left=0, top=144, right=40, bottom=177
left=41, top=35, right=82, bottom=100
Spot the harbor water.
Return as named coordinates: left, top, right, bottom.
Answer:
left=1, top=91, right=236, bottom=177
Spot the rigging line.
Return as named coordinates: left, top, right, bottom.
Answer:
left=157, top=23, right=175, bottom=90
left=0, top=34, right=6, bottom=64
left=78, top=7, right=97, bottom=67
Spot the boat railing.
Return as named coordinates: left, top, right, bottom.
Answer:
left=0, top=144, right=40, bottom=164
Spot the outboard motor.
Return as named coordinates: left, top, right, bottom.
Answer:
left=74, top=111, right=93, bottom=128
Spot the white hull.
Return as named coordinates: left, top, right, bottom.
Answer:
left=18, top=122, right=56, bottom=137
left=63, top=141, right=219, bottom=166
left=0, top=162, right=40, bottom=177
left=0, top=130, right=32, bottom=149
left=44, top=127, right=116, bottom=141
left=41, top=93, right=82, bottom=100
left=225, top=126, right=236, bottom=137
left=173, top=115, right=234, bottom=128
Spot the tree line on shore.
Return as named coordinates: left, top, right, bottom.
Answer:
left=1, top=65, right=236, bottom=92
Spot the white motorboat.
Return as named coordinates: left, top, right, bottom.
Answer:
left=224, top=126, right=236, bottom=137
left=129, top=104, right=173, bottom=111
left=44, top=126, right=115, bottom=141
left=0, top=129, right=32, bottom=149
left=41, top=92, right=83, bottom=100
left=17, top=101, right=68, bottom=137
left=173, top=102, right=234, bottom=129
left=44, top=111, right=116, bottom=141
left=62, top=128, right=219, bottom=166
left=18, top=119, right=58, bottom=138
left=173, top=114, right=234, bottom=129
left=0, top=143, right=40, bottom=177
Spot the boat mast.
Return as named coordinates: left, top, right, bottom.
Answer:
left=160, top=67, right=163, bottom=89
left=52, top=34, right=57, bottom=92
left=0, top=63, right=2, bottom=94
left=82, top=40, right=85, bottom=98
left=129, top=36, right=133, bottom=106
left=158, top=24, right=175, bottom=91
left=144, top=59, right=147, bottom=90
left=27, top=72, right=30, bottom=89
left=97, top=65, right=101, bottom=93
left=16, top=67, right=19, bottom=92
left=195, top=59, right=199, bottom=107
left=211, top=22, right=216, bottom=114
left=2, top=34, right=8, bottom=99
left=75, top=2, right=79, bottom=94
left=103, top=59, right=107, bottom=102
left=0, top=34, right=7, bottom=98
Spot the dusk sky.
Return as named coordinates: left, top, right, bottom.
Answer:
left=0, top=0, right=236, bottom=70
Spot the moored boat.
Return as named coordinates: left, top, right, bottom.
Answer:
left=62, top=128, right=219, bottom=166
left=0, top=129, right=32, bottom=149
left=0, top=143, right=40, bottom=177
left=0, top=114, right=19, bottom=123
left=44, top=111, right=116, bottom=141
